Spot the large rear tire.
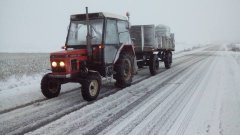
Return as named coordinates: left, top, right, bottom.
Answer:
left=41, top=73, right=61, bottom=98
left=149, top=54, right=159, bottom=75
left=81, top=72, right=101, bottom=101
left=164, top=52, right=172, bottom=69
left=114, top=53, right=133, bottom=88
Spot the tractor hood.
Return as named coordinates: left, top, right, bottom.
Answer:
left=50, top=49, right=88, bottom=58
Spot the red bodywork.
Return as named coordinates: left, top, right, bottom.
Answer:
left=50, top=49, right=88, bottom=77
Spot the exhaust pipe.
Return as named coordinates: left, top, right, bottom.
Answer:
left=86, top=7, right=92, bottom=59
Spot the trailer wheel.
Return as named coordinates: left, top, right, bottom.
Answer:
left=149, top=54, right=159, bottom=75
left=81, top=72, right=101, bottom=101
left=164, top=52, right=172, bottom=69
left=115, top=53, right=133, bottom=88
left=137, top=61, right=144, bottom=68
left=41, top=73, right=61, bottom=98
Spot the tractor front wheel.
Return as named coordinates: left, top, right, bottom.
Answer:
left=41, top=73, right=61, bottom=98
left=81, top=72, right=101, bottom=101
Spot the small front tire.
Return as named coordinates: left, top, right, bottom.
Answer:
left=81, top=72, right=101, bottom=101
left=41, top=73, right=61, bottom=98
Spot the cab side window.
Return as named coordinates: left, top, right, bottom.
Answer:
left=117, top=21, right=131, bottom=44
left=105, top=19, right=119, bottom=44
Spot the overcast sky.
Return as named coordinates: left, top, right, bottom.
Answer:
left=0, top=0, right=239, bottom=52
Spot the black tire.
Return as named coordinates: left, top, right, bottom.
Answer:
left=137, top=61, right=144, bottom=68
left=114, top=53, right=133, bottom=88
left=149, top=54, right=159, bottom=75
left=164, top=52, right=172, bottom=69
left=81, top=72, right=101, bottom=101
left=41, top=73, right=61, bottom=98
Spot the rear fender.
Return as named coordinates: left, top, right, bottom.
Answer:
left=113, top=43, right=137, bottom=75
left=113, top=43, right=135, bottom=64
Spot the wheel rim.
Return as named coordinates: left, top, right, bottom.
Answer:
left=89, top=80, right=99, bottom=97
left=48, top=81, right=59, bottom=93
left=123, top=60, right=131, bottom=80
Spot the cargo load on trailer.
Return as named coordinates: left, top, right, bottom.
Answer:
left=130, top=24, right=175, bottom=75
left=130, top=24, right=175, bottom=51
left=155, top=24, right=175, bottom=50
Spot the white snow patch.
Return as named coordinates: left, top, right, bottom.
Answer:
left=0, top=73, right=80, bottom=112
left=167, top=46, right=240, bottom=135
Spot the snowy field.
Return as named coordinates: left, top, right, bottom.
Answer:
left=0, top=44, right=240, bottom=135
left=0, top=53, right=49, bottom=81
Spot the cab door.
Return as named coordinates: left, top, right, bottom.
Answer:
left=104, top=19, right=119, bottom=64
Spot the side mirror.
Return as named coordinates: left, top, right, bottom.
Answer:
left=126, top=23, right=131, bottom=30
left=126, top=12, right=130, bottom=29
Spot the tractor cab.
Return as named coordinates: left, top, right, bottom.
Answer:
left=63, top=12, right=132, bottom=77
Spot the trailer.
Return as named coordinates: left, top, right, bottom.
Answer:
left=130, top=24, right=175, bottom=75
left=40, top=8, right=175, bottom=101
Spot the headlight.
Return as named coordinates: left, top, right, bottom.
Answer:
left=52, top=61, right=57, bottom=67
left=59, top=61, right=65, bottom=67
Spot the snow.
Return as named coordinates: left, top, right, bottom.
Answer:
left=0, top=44, right=240, bottom=135
left=168, top=45, right=240, bottom=135
left=0, top=74, right=80, bottom=112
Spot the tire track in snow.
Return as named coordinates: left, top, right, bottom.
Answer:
left=82, top=55, right=212, bottom=135
left=0, top=87, right=80, bottom=115
left=74, top=56, right=209, bottom=135
left=26, top=55, right=207, bottom=135
left=99, top=55, right=212, bottom=135
left=0, top=90, right=84, bottom=134
left=29, top=55, right=207, bottom=135
left=151, top=57, right=214, bottom=135
left=173, top=59, right=215, bottom=135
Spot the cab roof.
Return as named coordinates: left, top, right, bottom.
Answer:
left=71, top=12, right=127, bottom=21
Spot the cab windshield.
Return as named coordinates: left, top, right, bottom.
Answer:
left=67, top=19, right=104, bottom=46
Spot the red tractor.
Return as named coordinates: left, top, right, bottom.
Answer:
left=41, top=8, right=136, bottom=101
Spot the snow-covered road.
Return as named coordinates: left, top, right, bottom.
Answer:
left=1, top=45, right=240, bottom=135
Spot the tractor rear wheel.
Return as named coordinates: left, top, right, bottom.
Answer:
left=149, top=54, right=159, bottom=75
left=41, top=73, right=61, bottom=98
left=114, top=53, right=133, bottom=88
left=164, top=52, right=172, bottom=69
left=81, top=72, right=101, bottom=101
